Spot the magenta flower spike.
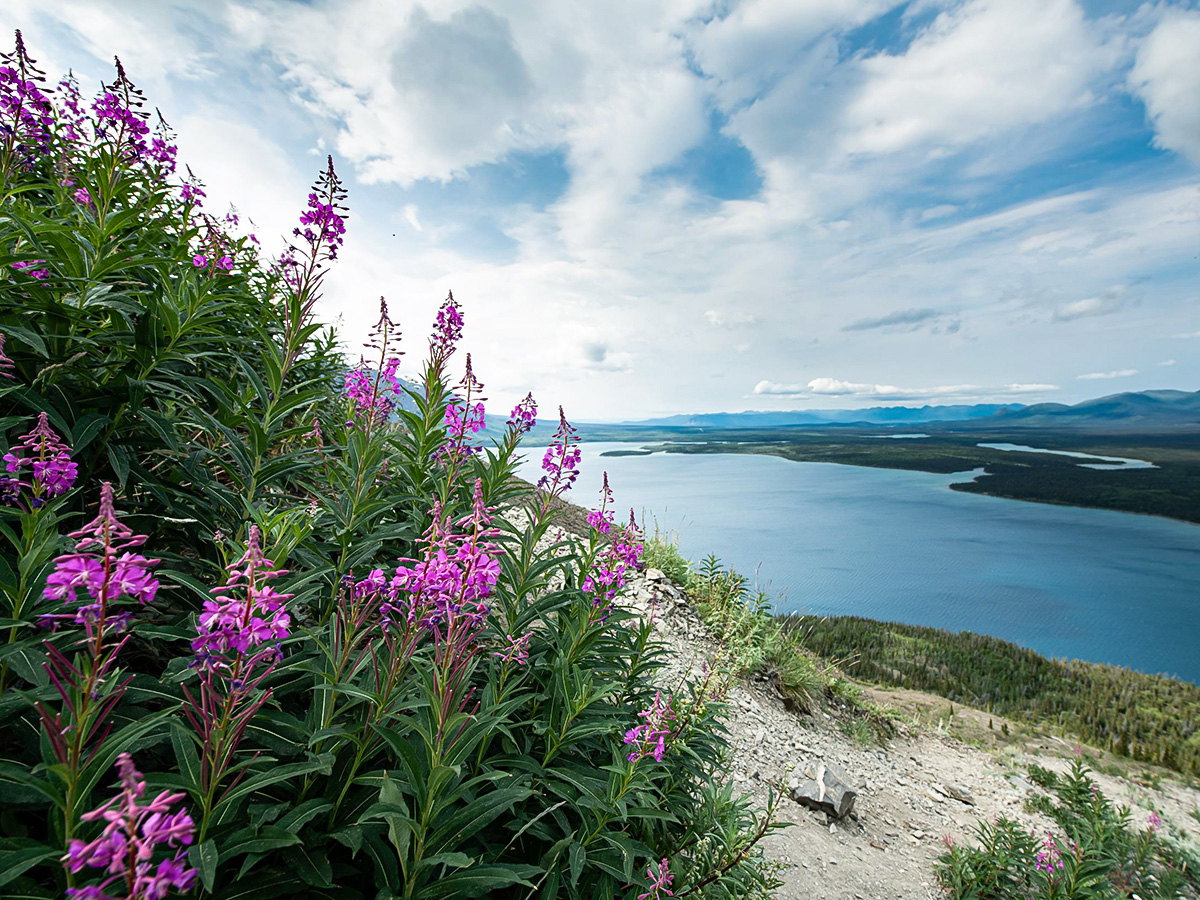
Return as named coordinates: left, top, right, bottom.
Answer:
left=538, top=406, right=581, bottom=497
left=0, top=332, right=14, bottom=379
left=56, top=71, right=89, bottom=144
left=506, top=392, right=537, bottom=436
left=637, top=857, right=674, bottom=900
left=623, top=691, right=675, bottom=764
left=345, top=298, right=403, bottom=427
left=40, top=482, right=159, bottom=634
left=64, top=753, right=196, bottom=900
left=443, top=354, right=487, bottom=458
left=91, top=58, right=150, bottom=161
left=429, top=291, right=464, bottom=364
left=193, top=525, right=292, bottom=667
left=0, top=31, right=55, bottom=163
left=3, top=412, right=78, bottom=507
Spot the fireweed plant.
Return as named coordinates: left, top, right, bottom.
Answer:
left=0, top=32, right=780, bottom=900
left=936, top=758, right=1199, bottom=899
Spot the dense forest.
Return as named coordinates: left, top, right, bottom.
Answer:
left=801, top=616, right=1200, bottom=776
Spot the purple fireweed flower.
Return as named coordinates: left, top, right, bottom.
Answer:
left=91, top=59, right=150, bottom=161
left=429, top=291, right=464, bottom=363
left=145, top=113, right=178, bottom=176
left=346, top=299, right=403, bottom=426
left=56, top=71, right=89, bottom=144
left=1148, top=812, right=1162, bottom=831
left=538, top=406, right=581, bottom=496
left=1035, top=832, right=1065, bottom=875
left=40, top=483, right=159, bottom=634
left=587, top=472, right=615, bottom=534
left=193, top=525, right=292, bottom=666
left=624, top=691, right=675, bottom=764
left=506, top=392, right=537, bottom=436
left=3, top=411, right=78, bottom=503
left=0, top=332, right=14, bottom=379
left=191, top=254, right=206, bottom=267
left=179, top=166, right=205, bottom=208
left=216, top=255, right=233, bottom=272
left=382, top=482, right=500, bottom=636
left=293, top=156, right=347, bottom=262
left=637, top=858, right=674, bottom=900
left=12, top=259, right=49, bottom=280
left=64, top=753, right=196, bottom=900
left=445, top=355, right=486, bottom=437
left=0, top=32, right=55, bottom=163
left=494, top=631, right=532, bottom=666
left=74, top=186, right=94, bottom=207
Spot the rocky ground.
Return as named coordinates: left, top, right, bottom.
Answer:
left=621, top=567, right=1200, bottom=900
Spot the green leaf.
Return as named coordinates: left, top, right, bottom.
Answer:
left=170, top=722, right=202, bottom=794
left=216, top=753, right=333, bottom=809
left=192, top=839, right=218, bottom=893
left=220, top=825, right=302, bottom=859
left=0, top=839, right=57, bottom=888
left=416, top=863, right=540, bottom=898
left=282, top=842, right=333, bottom=888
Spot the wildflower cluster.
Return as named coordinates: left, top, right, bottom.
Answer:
left=56, top=72, right=88, bottom=144
left=41, top=482, right=158, bottom=635
left=624, top=691, right=676, bottom=764
left=538, top=406, right=581, bottom=497
left=384, top=480, right=500, bottom=635
left=0, top=331, right=14, bottom=378
left=293, top=154, right=347, bottom=263
left=584, top=480, right=644, bottom=616
left=65, top=753, right=196, bottom=900
left=506, top=392, right=537, bottom=435
left=638, top=858, right=674, bottom=900
left=1034, top=831, right=1065, bottom=875
left=12, top=258, right=49, bottom=279
left=345, top=300, right=404, bottom=426
left=443, top=354, right=486, bottom=457
left=429, top=291, right=464, bottom=364
left=494, top=631, right=532, bottom=666
left=192, top=525, right=292, bottom=670
left=91, top=60, right=150, bottom=160
left=3, top=411, right=78, bottom=506
left=0, top=31, right=54, bottom=164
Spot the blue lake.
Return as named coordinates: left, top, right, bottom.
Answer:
left=517, top=442, right=1200, bottom=682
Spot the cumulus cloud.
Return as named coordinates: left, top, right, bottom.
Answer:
left=752, top=377, right=1057, bottom=402
left=1077, top=369, right=1138, bottom=380
left=580, top=341, right=633, bottom=372
left=706, top=308, right=758, bottom=327
left=842, top=307, right=942, bottom=332
left=1158, top=358, right=1177, bottom=367
left=1129, top=8, right=1200, bottom=166
left=1053, top=291, right=1126, bottom=322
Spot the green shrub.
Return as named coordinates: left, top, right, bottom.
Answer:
left=937, top=759, right=1198, bottom=899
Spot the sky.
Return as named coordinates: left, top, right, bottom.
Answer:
left=6, top=0, right=1199, bottom=420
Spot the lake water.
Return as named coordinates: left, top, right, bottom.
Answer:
left=517, top=442, right=1200, bottom=682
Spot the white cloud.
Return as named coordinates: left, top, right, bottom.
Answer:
left=1077, top=368, right=1138, bottom=380
left=706, top=309, right=758, bottom=327
left=1053, top=292, right=1125, bottom=322
left=403, top=204, right=423, bottom=232
left=1158, top=358, right=1177, bottom=367
left=752, top=377, right=1056, bottom=402
left=839, top=0, right=1120, bottom=158
left=1172, top=330, right=1200, bottom=339
left=1129, top=8, right=1200, bottom=165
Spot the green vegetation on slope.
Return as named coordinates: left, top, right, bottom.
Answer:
left=938, top=758, right=1199, bottom=899
left=803, top=616, right=1200, bottom=776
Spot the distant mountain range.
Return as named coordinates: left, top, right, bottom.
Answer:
left=626, top=404, right=1022, bottom=427
left=970, top=389, right=1200, bottom=431
left=619, top=390, right=1200, bottom=431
